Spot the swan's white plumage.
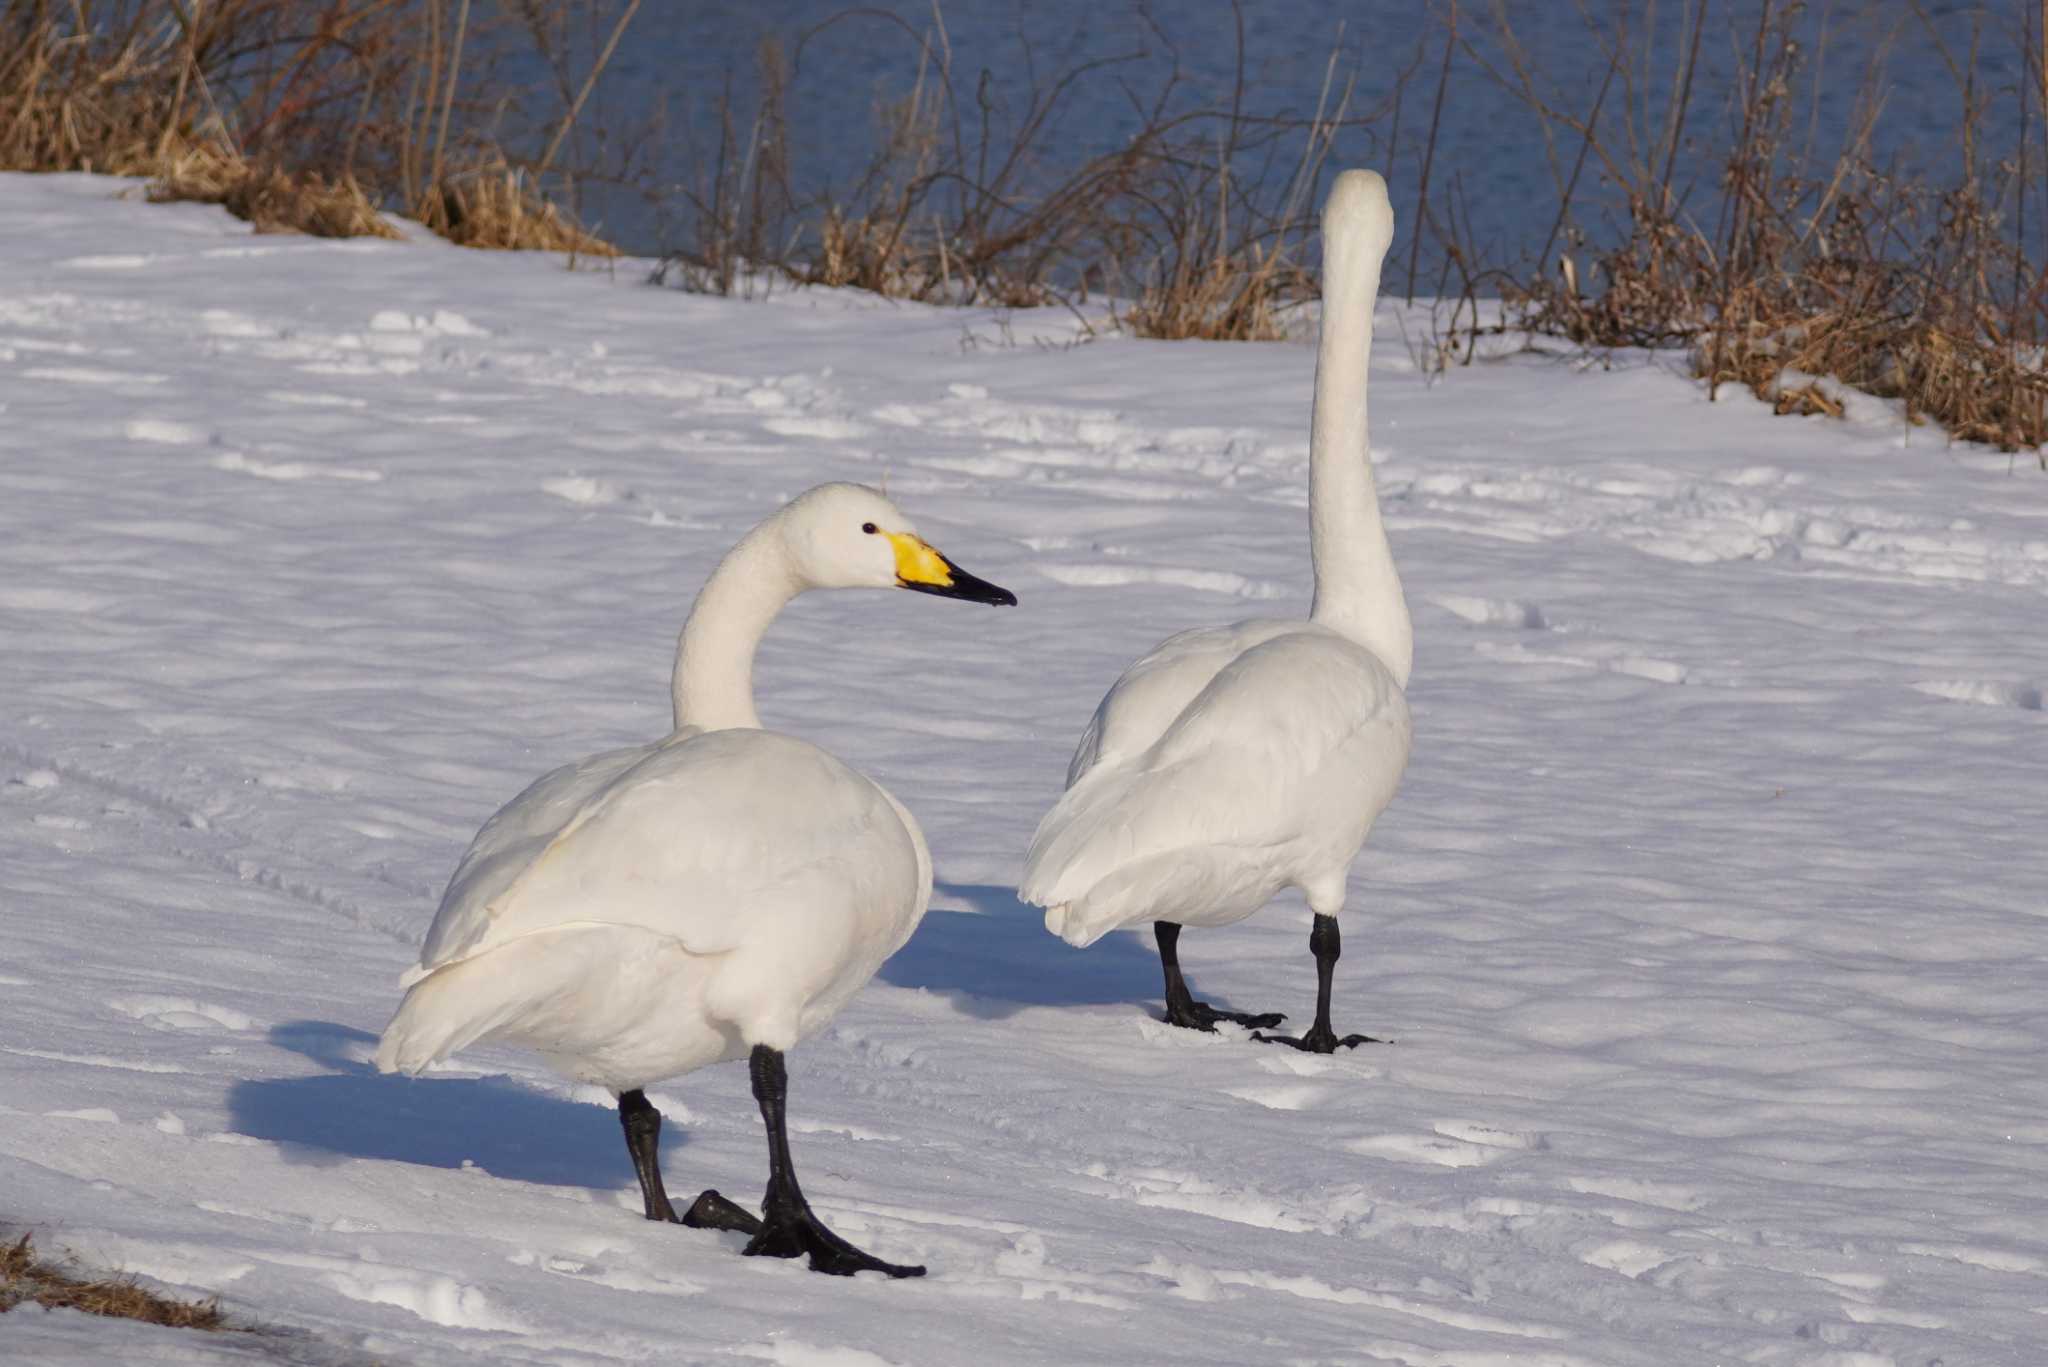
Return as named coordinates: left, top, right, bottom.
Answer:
left=1024, top=624, right=1408, bottom=947
left=377, top=483, right=953, bottom=1091
left=1021, top=169, right=1412, bottom=950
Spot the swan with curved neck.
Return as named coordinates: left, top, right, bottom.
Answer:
left=379, top=483, right=1013, bottom=1276
left=1020, top=169, right=1412, bottom=1053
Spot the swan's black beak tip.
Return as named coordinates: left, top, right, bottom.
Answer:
left=901, top=564, right=1017, bottom=607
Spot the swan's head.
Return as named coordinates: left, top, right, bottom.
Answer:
left=1323, top=168, right=1395, bottom=265
left=777, top=482, right=1017, bottom=606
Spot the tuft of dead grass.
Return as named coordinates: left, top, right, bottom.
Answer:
left=803, top=203, right=938, bottom=297
left=0, top=1233, right=226, bottom=1331
left=1120, top=240, right=1306, bottom=342
left=417, top=161, right=618, bottom=256
left=150, top=144, right=398, bottom=239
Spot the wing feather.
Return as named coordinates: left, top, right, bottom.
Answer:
left=411, top=729, right=922, bottom=982
left=1063, top=620, right=1303, bottom=785
left=1023, top=627, right=1409, bottom=937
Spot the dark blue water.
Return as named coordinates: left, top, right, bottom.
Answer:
left=562, top=1, right=2031, bottom=281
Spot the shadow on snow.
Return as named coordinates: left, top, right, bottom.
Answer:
left=877, top=881, right=1165, bottom=1021
left=226, top=1020, right=649, bottom=1190
left=230, top=887, right=1184, bottom=1177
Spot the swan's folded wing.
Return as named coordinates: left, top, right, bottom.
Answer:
left=1022, top=630, right=1407, bottom=911
left=1064, top=620, right=1302, bottom=787
left=412, top=741, right=657, bottom=982
left=414, top=730, right=918, bottom=981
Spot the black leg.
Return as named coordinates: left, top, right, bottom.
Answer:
left=619, top=1089, right=683, bottom=1222
left=739, top=1046, right=924, bottom=1278
left=1155, top=921, right=1286, bottom=1032
left=1255, top=914, right=1384, bottom=1052
left=620, top=1088, right=764, bottom=1235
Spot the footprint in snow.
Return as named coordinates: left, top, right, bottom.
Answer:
left=1432, top=594, right=1549, bottom=629
left=23, top=364, right=166, bottom=386
left=541, top=475, right=629, bottom=507
left=109, top=996, right=261, bottom=1033
left=1221, top=1081, right=1330, bottom=1111
left=1039, top=564, right=1285, bottom=599
left=763, top=414, right=868, bottom=441
left=1435, top=1119, right=1542, bottom=1152
left=123, top=418, right=208, bottom=445
left=1579, top=1239, right=1672, bottom=1279
left=1345, top=1132, right=1506, bottom=1168
left=61, top=253, right=154, bottom=269
left=1911, top=679, right=2044, bottom=711
left=213, top=451, right=381, bottom=483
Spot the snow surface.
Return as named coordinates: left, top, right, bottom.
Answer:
left=3, top=172, right=2047, bottom=1366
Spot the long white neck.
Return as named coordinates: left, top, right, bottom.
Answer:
left=671, top=519, right=801, bottom=732
left=1307, top=173, right=1411, bottom=688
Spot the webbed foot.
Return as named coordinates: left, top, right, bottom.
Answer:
left=1253, top=1023, right=1383, bottom=1052
left=1163, top=998, right=1287, bottom=1032
left=681, top=1189, right=764, bottom=1236
left=744, top=1202, right=925, bottom=1278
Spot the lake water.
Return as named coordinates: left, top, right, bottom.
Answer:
left=567, top=1, right=2030, bottom=279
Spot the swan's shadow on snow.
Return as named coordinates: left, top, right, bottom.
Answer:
left=227, top=1020, right=657, bottom=1190
left=877, top=881, right=1162, bottom=1020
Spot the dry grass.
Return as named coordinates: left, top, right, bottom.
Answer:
left=675, top=4, right=1382, bottom=336
left=1110, top=29, right=1357, bottom=343
left=805, top=203, right=935, bottom=296
left=1444, top=0, right=2045, bottom=458
left=150, top=143, right=398, bottom=239
left=12, top=0, right=2033, bottom=463
left=1120, top=240, right=1306, bottom=342
left=0, top=1233, right=226, bottom=1331
left=1703, top=276, right=2048, bottom=452
left=418, top=160, right=618, bottom=255
left=0, top=1, right=181, bottom=177
left=0, top=0, right=623, bottom=255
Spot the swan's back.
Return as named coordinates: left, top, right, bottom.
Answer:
left=1060, top=620, right=1305, bottom=787
left=411, top=739, right=673, bottom=981
left=408, top=729, right=929, bottom=989
left=1022, top=623, right=1409, bottom=946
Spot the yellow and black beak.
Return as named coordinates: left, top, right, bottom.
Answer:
left=888, top=532, right=1017, bottom=607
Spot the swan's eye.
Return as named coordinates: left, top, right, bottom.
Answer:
left=861, top=522, right=878, bottom=535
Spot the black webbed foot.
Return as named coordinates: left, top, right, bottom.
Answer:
left=744, top=1202, right=925, bottom=1278
left=1253, top=1023, right=1384, bottom=1052
left=1247, top=915, right=1382, bottom=1053
left=1162, top=998, right=1287, bottom=1032
left=1154, top=922, right=1283, bottom=1032
left=681, top=1189, right=764, bottom=1236
left=739, top=1045, right=925, bottom=1278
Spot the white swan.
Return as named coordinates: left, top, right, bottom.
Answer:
left=376, top=482, right=1014, bottom=1276
left=1019, top=170, right=1410, bottom=1053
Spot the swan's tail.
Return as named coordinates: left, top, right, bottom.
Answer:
left=375, top=954, right=519, bottom=1076
left=1040, top=902, right=1108, bottom=949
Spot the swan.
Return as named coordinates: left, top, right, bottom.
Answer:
left=1019, top=169, right=1410, bottom=1054
left=376, top=482, right=1015, bottom=1277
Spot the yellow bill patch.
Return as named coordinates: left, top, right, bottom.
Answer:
left=888, top=532, right=954, bottom=588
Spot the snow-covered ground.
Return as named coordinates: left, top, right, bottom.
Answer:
left=3, top=172, right=2046, bottom=1366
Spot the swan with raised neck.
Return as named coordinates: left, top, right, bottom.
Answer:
left=1019, top=167, right=1414, bottom=1055
left=1307, top=169, right=1411, bottom=686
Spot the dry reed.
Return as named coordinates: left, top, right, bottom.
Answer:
left=0, top=1233, right=226, bottom=1331
left=1, top=0, right=624, bottom=255
left=1444, top=0, right=2044, bottom=456
left=418, top=160, right=618, bottom=255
